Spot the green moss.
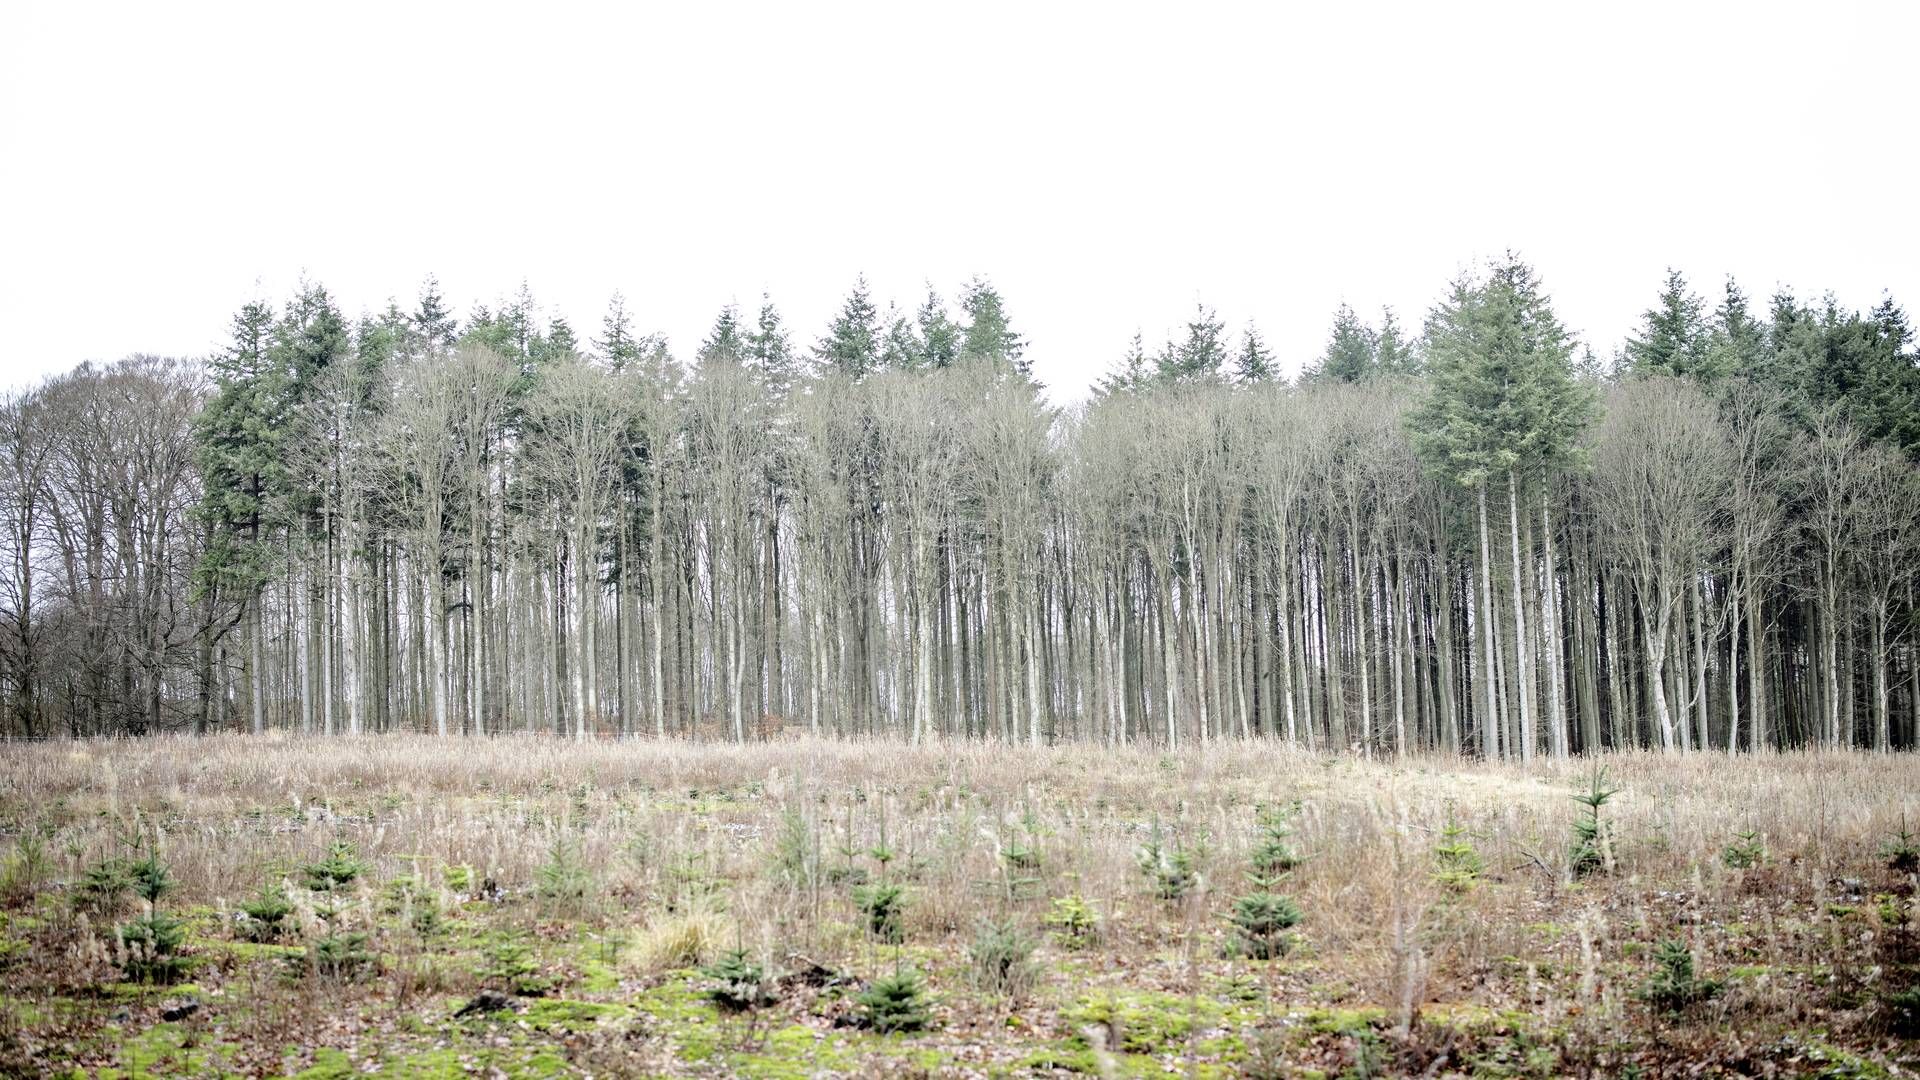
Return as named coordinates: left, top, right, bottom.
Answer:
left=212, top=939, right=306, bottom=961
left=96, top=981, right=206, bottom=1000
left=1792, top=1039, right=1893, bottom=1080
left=518, top=997, right=626, bottom=1033
left=96, top=1021, right=234, bottom=1079
left=577, top=954, right=621, bottom=993
left=288, top=1043, right=573, bottom=1079
left=1017, top=1043, right=1105, bottom=1074
left=288, top=1048, right=357, bottom=1080
left=1294, top=1005, right=1389, bottom=1037
left=1064, top=989, right=1226, bottom=1055
left=1420, top=1002, right=1535, bottom=1034
left=630, top=972, right=723, bottom=1062
left=726, top=1025, right=858, bottom=1078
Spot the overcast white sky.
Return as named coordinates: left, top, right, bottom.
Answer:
left=2, top=1, right=1915, bottom=400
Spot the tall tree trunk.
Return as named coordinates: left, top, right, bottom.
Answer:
left=1540, top=488, right=1567, bottom=758
left=1476, top=486, right=1500, bottom=759
left=1504, top=470, right=1533, bottom=762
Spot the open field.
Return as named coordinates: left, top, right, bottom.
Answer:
left=0, top=737, right=1915, bottom=1078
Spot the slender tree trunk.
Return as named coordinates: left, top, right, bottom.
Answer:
left=429, top=556, right=448, bottom=737
left=1691, top=576, right=1709, bottom=751
left=1748, top=586, right=1767, bottom=750
left=1872, top=608, right=1889, bottom=752
left=249, top=602, right=266, bottom=735
left=1476, top=486, right=1500, bottom=759
left=1540, top=488, right=1567, bottom=758
left=1504, top=470, right=1533, bottom=762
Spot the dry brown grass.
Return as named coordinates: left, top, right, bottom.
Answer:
left=1, top=735, right=1915, bottom=1077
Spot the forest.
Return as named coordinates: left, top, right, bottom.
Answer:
left=1, top=257, right=1917, bottom=754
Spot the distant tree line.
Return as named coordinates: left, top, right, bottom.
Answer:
left=1, top=260, right=1916, bottom=753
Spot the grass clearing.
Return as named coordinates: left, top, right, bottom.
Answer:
left=0, top=735, right=1915, bottom=1076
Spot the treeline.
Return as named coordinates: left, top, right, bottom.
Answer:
left=1, top=262, right=1916, bottom=754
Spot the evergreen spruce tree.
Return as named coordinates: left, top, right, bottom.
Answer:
left=1410, top=257, right=1594, bottom=760
left=1624, top=269, right=1711, bottom=380
left=700, top=304, right=748, bottom=365
left=1233, top=324, right=1276, bottom=382
left=594, top=293, right=645, bottom=370
left=1095, top=332, right=1151, bottom=397
left=746, top=296, right=803, bottom=398
left=274, top=281, right=351, bottom=391
left=881, top=304, right=920, bottom=370
left=193, top=299, right=290, bottom=734
left=1156, top=304, right=1228, bottom=383
left=958, top=277, right=1027, bottom=375
left=1374, top=307, right=1415, bottom=375
left=915, top=286, right=960, bottom=369
left=535, top=316, right=580, bottom=363
left=1705, top=276, right=1764, bottom=384
left=1311, top=303, right=1376, bottom=382
left=411, top=275, right=459, bottom=354
left=815, top=277, right=881, bottom=378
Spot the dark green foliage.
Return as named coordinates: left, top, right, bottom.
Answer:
left=481, top=933, right=550, bottom=996
left=1639, top=939, right=1720, bottom=1013
left=1432, top=814, right=1484, bottom=890
left=853, top=882, right=906, bottom=943
left=1313, top=303, right=1378, bottom=383
left=967, top=918, right=1039, bottom=1000
left=1882, top=821, right=1920, bottom=874
left=411, top=274, right=459, bottom=352
left=115, top=841, right=186, bottom=982
left=1722, top=830, right=1766, bottom=870
left=1882, top=985, right=1920, bottom=1037
left=667, top=851, right=718, bottom=910
left=1137, top=822, right=1198, bottom=902
left=1411, top=256, right=1596, bottom=490
left=0, top=834, right=50, bottom=907
left=381, top=875, right=422, bottom=913
left=535, top=834, right=591, bottom=906
left=771, top=809, right=817, bottom=884
left=699, top=948, right=771, bottom=1012
left=815, top=277, right=882, bottom=378
left=1155, top=304, right=1229, bottom=383
left=856, top=968, right=931, bottom=1033
left=444, top=863, right=473, bottom=894
left=958, top=277, right=1026, bottom=375
left=1625, top=269, right=1713, bottom=381
left=1248, top=803, right=1303, bottom=888
left=594, top=293, right=645, bottom=369
left=1226, top=892, right=1302, bottom=959
left=73, top=857, right=133, bottom=914
left=409, top=898, right=444, bottom=936
left=239, top=881, right=294, bottom=942
left=1001, top=837, right=1041, bottom=873
left=1043, top=894, right=1099, bottom=949
left=998, top=811, right=1044, bottom=901
left=119, top=910, right=188, bottom=983
left=1569, top=767, right=1620, bottom=878
left=1374, top=308, right=1416, bottom=375
left=1095, top=332, right=1152, bottom=396
left=699, top=304, right=748, bottom=366
left=746, top=297, right=802, bottom=396
left=912, top=287, right=960, bottom=370
left=302, top=930, right=377, bottom=981
left=127, top=850, right=174, bottom=906
left=302, top=841, right=366, bottom=893
left=1233, top=325, right=1276, bottom=382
